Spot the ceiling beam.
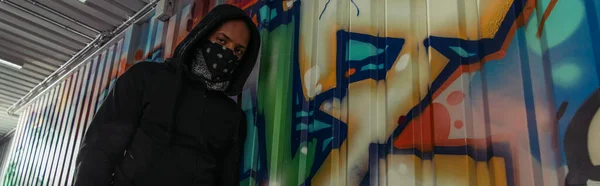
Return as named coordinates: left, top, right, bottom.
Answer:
left=113, top=0, right=145, bottom=12
left=7, top=0, right=100, bottom=35
left=0, top=94, right=19, bottom=103
left=0, top=68, right=42, bottom=85
left=0, top=35, right=71, bottom=62
left=61, top=0, right=125, bottom=25
left=0, top=38, right=68, bottom=66
left=38, top=0, right=118, bottom=30
left=0, top=52, right=58, bottom=79
left=0, top=45, right=64, bottom=68
left=0, top=24, right=78, bottom=54
left=0, top=86, right=26, bottom=99
left=93, top=0, right=135, bottom=16
left=0, top=101, right=15, bottom=107
left=0, top=1, right=93, bottom=41
left=0, top=60, right=48, bottom=81
left=0, top=12, right=87, bottom=49
left=0, top=29, right=73, bottom=58
left=0, top=80, right=30, bottom=95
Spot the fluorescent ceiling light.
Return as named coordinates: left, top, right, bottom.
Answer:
left=0, top=58, right=22, bottom=70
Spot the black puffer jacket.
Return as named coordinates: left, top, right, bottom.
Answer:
left=74, top=4, right=260, bottom=186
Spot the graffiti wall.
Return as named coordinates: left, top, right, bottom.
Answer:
left=234, top=0, right=600, bottom=185
left=2, top=0, right=599, bottom=185
left=0, top=34, right=132, bottom=186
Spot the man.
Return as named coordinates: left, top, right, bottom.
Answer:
left=74, top=4, right=260, bottom=185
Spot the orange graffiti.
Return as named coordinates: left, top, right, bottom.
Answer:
left=537, top=0, right=559, bottom=38
left=394, top=103, right=453, bottom=151
left=345, top=68, right=356, bottom=78
left=227, top=0, right=259, bottom=10
left=133, top=45, right=164, bottom=63
left=117, top=58, right=127, bottom=77
left=134, top=50, right=144, bottom=61
left=192, top=0, right=212, bottom=26
left=252, top=15, right=258, bottom=26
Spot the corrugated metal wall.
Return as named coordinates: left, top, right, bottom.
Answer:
left=0, top=33, right=130, bottom=186
left=2, top=0, right=600, bottom=185
left=0, top=132, right=15, bottom=181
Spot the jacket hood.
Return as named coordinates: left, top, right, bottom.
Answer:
left=170, top=4, right=260, bottom=96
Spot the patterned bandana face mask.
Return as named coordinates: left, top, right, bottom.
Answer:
left=190, top=49, right=230, bottom=91
left=200, top=40, right=241, bottom=81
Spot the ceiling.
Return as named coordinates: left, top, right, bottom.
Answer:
left=0, top=0, right=151, bottom=136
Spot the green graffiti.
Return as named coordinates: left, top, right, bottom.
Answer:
left=257, top=18, right=317, bottom=186
left=360, top=63, right=385, bottom=71
left=242, top=90, right=260, bottom=173
left=526, top=0, right=584, bottom=55
left=3, top=162, right=18, bottom=186
left=552, top=61, right=581, bottom=88
left=259, top=6, right=269, bottom=23
left=295, top=121, right=331, bottom=132
left=449, top=46, right=476, bottom=57
left=346, top=40, right=385, bottom=61
left=270, top=8, right=278, bottom=21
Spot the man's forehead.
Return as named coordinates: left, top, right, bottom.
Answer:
left=214, top=21, right=250, bottom=40
left=216, top=20, right=249, bottom=34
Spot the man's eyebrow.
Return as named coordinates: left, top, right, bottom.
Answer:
left=218, top=32, right=231, bottom=40
left=218, top=32, right=247, bottom=49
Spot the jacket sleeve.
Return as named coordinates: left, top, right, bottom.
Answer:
left=221, top=114, right=248, bottom=186
left=74, top=63, right=147, bottom=186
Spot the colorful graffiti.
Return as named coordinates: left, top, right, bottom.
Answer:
left=2, top=0, right=599, bottom=185
left=1, top=33, right=129, bottom=185
left=230, top=0, right=600, bottom=185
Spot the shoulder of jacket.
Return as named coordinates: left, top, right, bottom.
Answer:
left=128, top=61, right=174, bottom=76
left=130, top=61, right=168, bottom=70
left=120, top=62, right=171, bottom=90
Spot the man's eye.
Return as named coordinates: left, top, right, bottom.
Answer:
left=235, top=49, right=244, bottom=55
left=217, top=39, right=226, bottom=44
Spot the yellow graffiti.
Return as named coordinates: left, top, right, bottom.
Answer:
left=296, top=0, right=532, bottom=185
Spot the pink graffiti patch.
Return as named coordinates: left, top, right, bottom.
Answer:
left=447, top=91, right=465, bottom=106
left=454, top=120, right=464, bottom=129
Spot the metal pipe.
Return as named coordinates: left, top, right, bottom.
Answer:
left=22, top=0, right=101, bottom=34
left=1, top=0, right=95, bottom=40
left=6, top=0, right=159, bottom=116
